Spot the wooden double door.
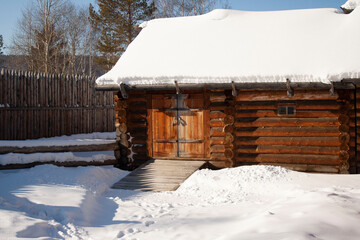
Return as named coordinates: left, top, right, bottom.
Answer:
left=150, top=92, right=209, bottom=158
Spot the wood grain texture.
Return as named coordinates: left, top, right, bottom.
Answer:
left=112, top=159, right=206, bottom=191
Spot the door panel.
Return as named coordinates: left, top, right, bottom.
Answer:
left=151, top=93, right=207, bottom=158
left=178, top=110, right=205, bottom=157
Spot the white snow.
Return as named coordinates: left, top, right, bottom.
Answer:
left=342, top=0, right=360, bottom=10
left=0, top=151, right=115, bottom=165
left=0, top=132, right=116, bottom=165
left=1, top=164, right=360, bottom=239
left=97, top=8, right=360, bottom=86
left=0, top=132, right=116, bottom=148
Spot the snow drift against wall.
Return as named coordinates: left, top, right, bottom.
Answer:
left=97, top=7, right=360, bottom=86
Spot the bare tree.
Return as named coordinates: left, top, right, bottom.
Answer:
left=10, top=0, right=98, bottom=76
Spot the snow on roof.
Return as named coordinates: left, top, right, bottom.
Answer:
left=342, top=0, right=360, bottom=11
left=96, top=7, right=360, bottom=87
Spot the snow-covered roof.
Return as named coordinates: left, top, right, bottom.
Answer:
left=96, top=7, right=360, bottom=87
left=342, top=0, right=360, bottom=12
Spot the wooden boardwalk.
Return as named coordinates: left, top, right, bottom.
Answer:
left=112, top=159, right=206, bottom=192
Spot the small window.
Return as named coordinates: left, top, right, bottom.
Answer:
left=278, top=105, right=296, bottom=116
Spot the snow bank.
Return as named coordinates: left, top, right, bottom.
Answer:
left=178, top=165, right=292, bottom=204
left=1, top=165, right=360, bottom=239
left=97, top=8, right=360, bottom=86
left=0, top=132, right=116, bottom=165
left=0, top=132, right=116, bottom=148
left=342, top=0, right=360, bottom=10
left=0, top=151, right=115, bottom=165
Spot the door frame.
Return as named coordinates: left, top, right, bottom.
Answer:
left=146, top=89, right=210, bottom=160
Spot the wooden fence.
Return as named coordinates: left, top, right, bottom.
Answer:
left=0, top=69, right=115, bottom=140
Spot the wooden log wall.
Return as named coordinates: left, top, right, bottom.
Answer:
left=233, top=89, right=348, bottom=174
left=209, top=90, right=234, bottom=168
left=113, top=91, right=149, bottom=170
left=0, top=69, right=115, bottom=140
left=350, top=85, right=360, bottom=174
left=114, top=88, right=357, bottom=174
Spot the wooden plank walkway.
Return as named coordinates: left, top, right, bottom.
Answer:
left=112, top=159, right=206, bottom=192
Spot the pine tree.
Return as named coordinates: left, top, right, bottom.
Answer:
left=89, top=0, right=155, bottom=71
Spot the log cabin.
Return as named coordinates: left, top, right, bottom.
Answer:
left=95, top=1, right=360, bottom=174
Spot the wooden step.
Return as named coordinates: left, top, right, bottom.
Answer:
left=112, top=159, right=206, bottom=192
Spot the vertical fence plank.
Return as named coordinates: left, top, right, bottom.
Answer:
left=0, top=69, right=115, bottom=140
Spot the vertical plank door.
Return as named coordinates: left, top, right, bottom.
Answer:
left=152, top=94, right=178, bottom=157
left=151, top=93, right=208, bottom=159
left=178, top=93, right=206, bottom=158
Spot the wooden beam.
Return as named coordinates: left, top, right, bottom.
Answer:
left=329, top=82, right=335, bottom=96
left=175, top=80, right=181, bottom=94
left=286, top=79, right=294, bottom=97
left=120, top=83, right=128, bottom=99
left=95, top=84, right=121, bottom=91
left=231, top=81, right=238, bottom=97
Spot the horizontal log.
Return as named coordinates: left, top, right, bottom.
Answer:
left=207, top=160, right=230, bottom=169
left=128, top=122, right=147, bottom=128
left=128, top=90, right=146, bottom=95
left=340, top=125, right=350, bottom=133
left=130, top=137, right=147, bottom=144
left=235, top=137, right=340, bottom=147
left=210, top=111, right=226, bottom=119
left=224, top=132, right=235, bottom=144
left=128, top=103, right=147, bottom=110
left=224, top=148, right=234, bottom=158
left=210, top=94, right=226, bottom=102
left=210, top=127, right=225, bottom=137
left=210, top=120, right=225, bottom=128
left=338, top=114, right=350, bottom=124
left=224, top=107, right=236, bottom=115
left=235, top=110, right=339, bottom=118
left=210, top=154, right=228, bottom=161
left=117, top=109, right=126, bottom=118
left=236, top=101, right=339, bottom=110
left=224, top=115, right=235, bottom=125
left=210, top=105, right=227, bottom=111
left=339, top=132, right=350, bottom=144
left=235, top=145, right=339, bottom=155
left=224, top=125, right=235, bottom=133
left=128, top=109, right=147, bottom=115
left=0, top=142, right=117, bottom=154
left=131, top=146, right=147, bottom=154
left=119, top=123, right=127, bottom=133
left=210, top=137, right=225, bottom=145
left=128, top=97, right=147, bottom=103
left=235, top=90, right=338, bottom=101
left=235, top=127, right=340, bottom=137
left=128, top=113, right=147, bottom=120
left=235, top=153, right=340, bottom=165
left=131, top=153, right=148, bottom=160
left=235, top=117, right=339, bottom=127
left=339, top=150, right=349, bottom=161
left=210, top=145, right=225, bottom=153
left=129, top=129, right=147, bottom=137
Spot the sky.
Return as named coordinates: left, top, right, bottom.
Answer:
left=0, top=0, right=347, bottom=54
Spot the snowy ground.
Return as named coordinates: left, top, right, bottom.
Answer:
left=1, top=165, right=360, bottom=240
left=0, top=132, right=116, bottom=165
